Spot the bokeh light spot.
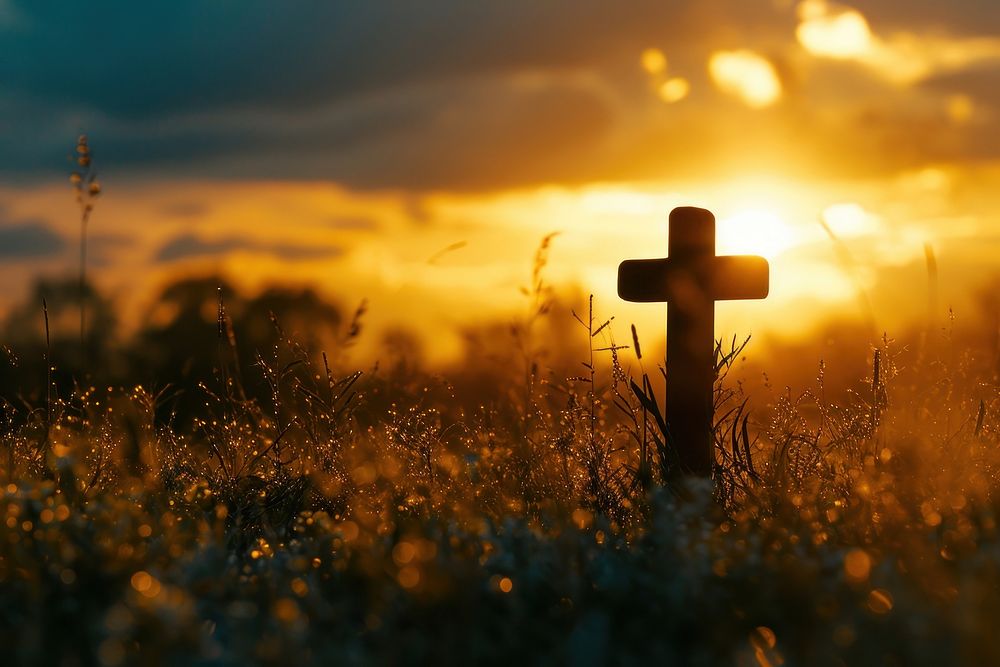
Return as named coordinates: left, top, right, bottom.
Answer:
left=658, top=77, right=690, bottom=103
left=867, top=588, right=894, bottom=614
left=844, top=549, right=871, bottom=582
left=797, top=1, right=873, bottom=59
left=708, top=50, right=781, bottom=108
left=641, top=48, right=668, bottom=75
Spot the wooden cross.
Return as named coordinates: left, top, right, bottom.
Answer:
left=618, top=206, right=769, bottom=477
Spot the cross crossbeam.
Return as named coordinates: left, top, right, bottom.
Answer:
left=618, top=206, right=769, bottom=477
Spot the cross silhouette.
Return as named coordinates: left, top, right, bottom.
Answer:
left=618, top=206, right=769, bottom=477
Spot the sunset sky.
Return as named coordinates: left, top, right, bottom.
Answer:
left=2, top=0, right=999, bottom=364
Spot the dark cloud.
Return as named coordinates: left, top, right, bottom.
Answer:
left=922, top=63, right=1000, bottom=114
left=849, top=63, right=1000, bottom=164
left=0, top=1, right=778, bottom=119
left=861, top=0, right=1000, bottom=34
left=0, top=220, right=65, bottom=260
left=4, top=73, right=619, bottom=190
left=2, top=0, right=998, bottom=190
left=154, top=233, right=342, bottom=263
left=290, top=78, right=618, bottom=190
left=0, top=0, right=785, bottom=188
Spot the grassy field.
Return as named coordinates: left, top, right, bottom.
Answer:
left=0, top=267, right=998, bottom=666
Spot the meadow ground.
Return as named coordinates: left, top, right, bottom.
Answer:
left=0, top=279, right=998, bottom=666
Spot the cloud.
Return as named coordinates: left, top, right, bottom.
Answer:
left=0, top=1, right=781, bottom=119
left=154, top=233, right=342, bottom=263
left=923, top=64, right=1000, bottom=107
left=4, top=73, right=617, bottom=191
left=307, top=76, right=617, bottom=191
left=0, top=0, right=784, bottom=188
left=708, top=50, right=782, bottom=108
left=3, top=0, right=1000, bottom=190
left=0, top=220, right=65, bottom=260
left=859, top=0, right=1000, bottom=35
left=796, top=1, right=1000, bottom=85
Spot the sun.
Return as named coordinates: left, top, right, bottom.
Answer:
left=716, top=208, right=799, bottom=260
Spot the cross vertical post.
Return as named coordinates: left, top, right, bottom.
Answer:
left=665, top=207, right=717, bottom=476
left=618, top=206, right=769, bottom=478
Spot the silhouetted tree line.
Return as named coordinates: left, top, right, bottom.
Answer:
left=0, top=275, right=342, bottom=424
left=0, top=272, right=591, bottom=430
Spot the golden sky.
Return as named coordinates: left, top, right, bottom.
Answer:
left=1, top=0, right=999, bottom=364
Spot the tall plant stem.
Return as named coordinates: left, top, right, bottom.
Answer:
left=79, top=208, right=90, bottom=369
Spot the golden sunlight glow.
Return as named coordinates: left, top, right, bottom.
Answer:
left=897, top=167, right=951, bottom=195
left=0, top=169, right=982, bottom=367
left=641, top=48, right=668, bottom=75
left=708, top=50, right=781, bottom=108
left=658, top=77, right=690, bottom=104
left=578, top=189, right=668, bottom=217
left=820, top=203, right=880, bottom=238
left=796, top=1, right=872, bottom=59
left=717, top=209, right=798, bottom=260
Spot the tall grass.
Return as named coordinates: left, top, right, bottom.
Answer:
left=0, top=291, right=997, bottom=664
left=69, top=135, right=100, bottom=368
